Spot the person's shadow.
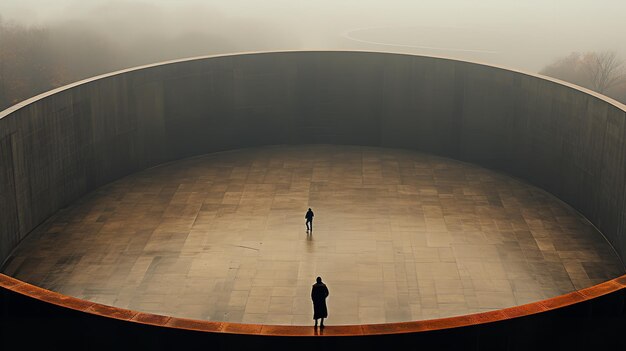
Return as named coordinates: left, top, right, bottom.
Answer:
left=306, top=232, right=315, bottom=253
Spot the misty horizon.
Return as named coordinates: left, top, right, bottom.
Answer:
left=2, top=0, right=625, bottom=72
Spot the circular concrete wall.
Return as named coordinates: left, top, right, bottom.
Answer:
left=1, top=51, right=625, bottom=268
left=2, top=50, right=626, bottom=349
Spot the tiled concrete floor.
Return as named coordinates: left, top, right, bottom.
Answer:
left=3, top=145, right=623, bottom=325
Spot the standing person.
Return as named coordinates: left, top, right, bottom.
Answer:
left=311, top=276, right=329, bottom=328
left=305, top=208, right=314, bottom=233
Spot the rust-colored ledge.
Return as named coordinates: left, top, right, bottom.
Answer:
left=1, top=273, right=625, bottom=337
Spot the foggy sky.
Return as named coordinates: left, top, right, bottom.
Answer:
left=2, top=0, right=626, bottom=72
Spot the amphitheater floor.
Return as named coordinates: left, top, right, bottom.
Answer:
left=2, top=145, right=623, bottom=325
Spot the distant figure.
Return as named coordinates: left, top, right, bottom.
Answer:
left=305, top=208, right=314, bottom=233
left=311, top=276, right=329, bottom=328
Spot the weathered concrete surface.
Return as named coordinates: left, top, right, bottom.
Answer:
left=1, top=51, right=625, bottom=267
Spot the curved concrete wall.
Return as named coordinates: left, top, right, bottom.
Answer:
left=1, top=51, right=626, bottom=267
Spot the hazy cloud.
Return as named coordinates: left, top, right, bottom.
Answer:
left=1, top=0, right=625, bottom=71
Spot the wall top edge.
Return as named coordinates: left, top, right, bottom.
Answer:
left=1, top=49, right=625, bottom=121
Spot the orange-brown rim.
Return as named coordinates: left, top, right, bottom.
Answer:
left=2, top=273, right=625, bottom=337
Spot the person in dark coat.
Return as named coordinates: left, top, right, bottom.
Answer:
left=311, top=276, right=329, bottom=327
left=305, top=208, right=314, bottom=233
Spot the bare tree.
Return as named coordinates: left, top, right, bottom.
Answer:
left=541, top=51, right=626, bottom=99
left=581, top=51, right=626, bottom=94
left=540, top=52, right=588, bottom=87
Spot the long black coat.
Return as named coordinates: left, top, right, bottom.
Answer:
left=311, top=282, right=329, bottom=319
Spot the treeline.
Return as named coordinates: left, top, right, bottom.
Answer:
left=0, top=21, right=58, bottom=110
left=0, top=19, right=120, bottom=110
left=0, top=16, right=280, bottom=111
left=540, top=51, right=626, bottom=104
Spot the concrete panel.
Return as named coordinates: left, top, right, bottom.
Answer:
left=0, top=135, right=19, bottom=261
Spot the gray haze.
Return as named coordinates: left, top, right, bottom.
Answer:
left=2, top=0, right=626, bottom=72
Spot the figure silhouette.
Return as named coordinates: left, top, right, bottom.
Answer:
left=305, top=208, right=314, bottom=233
left=311, top=276, right=329, bottom=328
